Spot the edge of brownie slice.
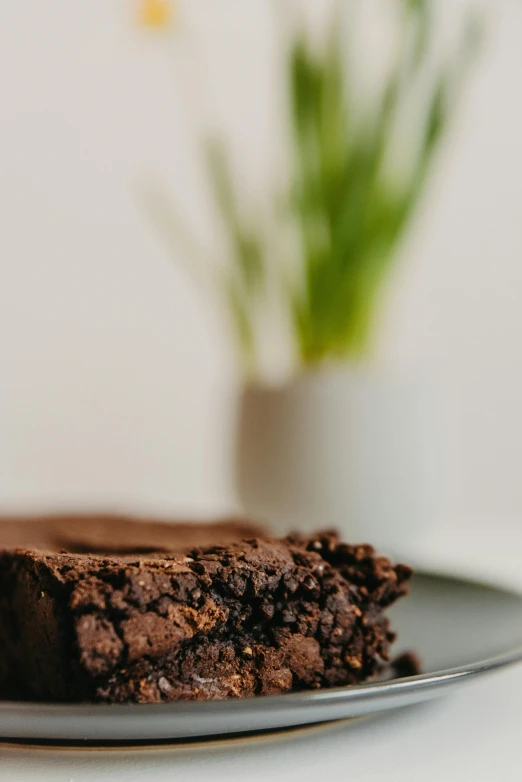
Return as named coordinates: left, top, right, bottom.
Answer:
left=0, top=531, right=412, bottom=703
left=0, top=515, right=265, bottom=555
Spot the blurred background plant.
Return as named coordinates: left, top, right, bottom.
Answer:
left=144, top=0, right=481, bottom=380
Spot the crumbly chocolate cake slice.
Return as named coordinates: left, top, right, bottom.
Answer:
left=0, top=529, right=412, bottom=703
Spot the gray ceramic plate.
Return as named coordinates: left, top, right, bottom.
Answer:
left=2, top=571, right=522, bottom=742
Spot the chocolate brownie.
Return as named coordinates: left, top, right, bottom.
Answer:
left=0, top=520, right=412, bottom=703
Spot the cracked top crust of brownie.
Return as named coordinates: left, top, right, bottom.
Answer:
left=0, top=517, right=413, bottom=704
left=0, top=514, right=265, bottom=555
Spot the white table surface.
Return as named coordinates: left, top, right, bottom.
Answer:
left=2, top=520, right=522, bottom=782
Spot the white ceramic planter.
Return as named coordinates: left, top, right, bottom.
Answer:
left=236, top=367, right=445, bottom=556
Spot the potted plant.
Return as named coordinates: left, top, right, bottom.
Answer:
left=144, top=1, right=480, bottom=550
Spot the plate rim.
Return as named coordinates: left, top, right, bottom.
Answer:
left=3, top=644, right=522, bottom=719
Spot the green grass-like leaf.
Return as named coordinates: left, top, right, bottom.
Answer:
left=147, top=0, right=481, bottom=376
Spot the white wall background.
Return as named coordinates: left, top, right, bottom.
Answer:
left=0, top=1, right=521, bottom=537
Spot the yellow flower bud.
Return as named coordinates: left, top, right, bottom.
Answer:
left=140, top=0, right=174, bottom=30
